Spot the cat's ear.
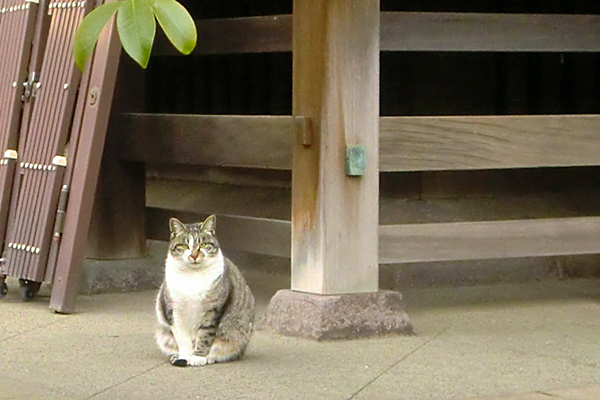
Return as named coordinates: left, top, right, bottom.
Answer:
left=169, top=218, right=187, bottom=237
left=201, top=214, right=217, bottom=235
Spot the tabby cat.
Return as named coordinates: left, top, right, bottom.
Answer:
left=155, top=215, right=255, bottom=367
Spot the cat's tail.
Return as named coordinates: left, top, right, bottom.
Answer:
left=156, top=325, right=178, bottom=358
left=207, top=337, right=249, bottom=363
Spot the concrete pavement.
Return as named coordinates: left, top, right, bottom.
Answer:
left=1, top=272, right=600, bottom=400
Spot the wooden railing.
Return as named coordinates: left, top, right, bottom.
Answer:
left=117, top=112, right=600, bottom=263
left=154, top=12, right=600, bottom=56
left=115, top=9, right=600, bottom=290
left=120, top=113, right=600, bottom=171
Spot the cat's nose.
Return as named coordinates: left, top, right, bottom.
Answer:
left=190, top=250, right=200, bottom=260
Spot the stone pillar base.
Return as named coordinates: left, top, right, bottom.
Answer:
left=264, top=289, right=414, bottom=340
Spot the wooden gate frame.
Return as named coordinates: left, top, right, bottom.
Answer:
left=48, top=3, right=121, bottom=313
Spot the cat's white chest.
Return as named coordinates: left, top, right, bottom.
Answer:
left=165, top=255, right=225, bottom=301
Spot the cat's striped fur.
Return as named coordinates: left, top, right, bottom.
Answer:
left=155, top=215, right=255, bottom=367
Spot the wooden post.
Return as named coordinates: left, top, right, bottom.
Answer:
left=86, top=55, right=146, bottom=260
left=291, top=0, right=380, bottom=294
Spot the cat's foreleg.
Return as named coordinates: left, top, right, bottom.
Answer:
left=189, top=326, right=218, bottom=366
left=170, top=322, right=194, bottom=367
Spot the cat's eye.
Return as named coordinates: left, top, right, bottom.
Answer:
left=174, top=244, right=188, bottom=253
left=201, top=243, right=214, bottom=252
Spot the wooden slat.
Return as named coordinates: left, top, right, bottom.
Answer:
left=120, top=114, right=600, bottom=172
left=381, top=12, right=600, bottom=52
left=148, top=212, right=600, bottom=263
left=117, top=113, right=299, bottom=169
left=146, top=208, right=291, bottom=258
left=380, top=115, right=600, bottom=171
left=380, top=217, right=600, bottom=264
left=154, top=12, right=600, bottom=56
left=154, top=15, right=292, bottom=56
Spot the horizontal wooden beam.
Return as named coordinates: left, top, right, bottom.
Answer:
left=154, top=12, right=600, bottom=56
left=381, top=12, right=600, bottom=52
left=146, top=207, right=291, bottom=258
left=119, top=113, right=600, bottom=172
left=379, top=217, right=600, bottom=264
left=148, top=209, right=600, bottom=263
left=116, top=113, right=301, bottom=169
left=154, top=15, right=292, bottom=56
left=380, top=115, right=600, bottom=171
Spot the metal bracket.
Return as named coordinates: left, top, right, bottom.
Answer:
left=52, top=155, right=67, bottom=167
left=345, top=145, right=367, bottom=176
left=21, top=71, right=40, bottom=102
left=53, top=185, right=70, bottom=239
left=294, top=116, right=313, bottom=147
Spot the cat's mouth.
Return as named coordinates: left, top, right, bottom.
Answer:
left=188, top=249, right=208, bottom=264
left=188, top=249, right=209, bottom=264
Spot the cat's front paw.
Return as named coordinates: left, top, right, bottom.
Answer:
left=170, top=356, right=188, bottom=367
left=189, top=355, right=212, bottom=366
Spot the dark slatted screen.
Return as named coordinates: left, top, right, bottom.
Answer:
left=4, top=1, right=87, bottom=282
left=0, top=0, right=37, bottom=247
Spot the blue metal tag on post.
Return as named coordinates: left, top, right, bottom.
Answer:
left=345, top=144, right=366, bottom=176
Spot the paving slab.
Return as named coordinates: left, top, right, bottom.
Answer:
left=1, top=276, right=600, bottom=400
left=352, top=280, right=600, bottom=400
left=547, top=386, right=600, bottom=400
left=468, top=393, right=557, bottom=400
left=89, top=333, right=430, bottom=400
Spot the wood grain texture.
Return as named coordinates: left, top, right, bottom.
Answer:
left=117, top=113, right=300, bottom=169
left=154, top=15, right=292, bottom=56
left=115, top=114, right=600, bottom=172
left=148, top=211, right=600, bottom=262
left=87, top=56, right=147, bottom=260
left=49, top=11, right=122, bottom=314
left=154, top=12, right=600, bottom=56
left=380, top=115, right=600, bottom=171
left=381, top=12, right=600, bottom=52
left=380, top=217, right=600, bottom=263
left=121, top=114, right=600, bottom=172
left=291, top=0, right=380, bottom=294
left=146, top=208, right=291, bottom=258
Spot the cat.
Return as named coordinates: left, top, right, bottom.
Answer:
left=155, top=215, right=255, bottom=367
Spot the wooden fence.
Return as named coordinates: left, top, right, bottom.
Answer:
left=111, top=5, right=600, bottom=296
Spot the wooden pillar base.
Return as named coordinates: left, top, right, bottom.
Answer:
left=264, top=290, right=413, bottom=340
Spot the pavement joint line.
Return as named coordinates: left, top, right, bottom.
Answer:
left=346, top=326, right=452, bottom=400
left=0, top=319, right=65, bottom=344
left=85, top=361, right=168, bottom=399
left=536, top=391, right=569, bottom=399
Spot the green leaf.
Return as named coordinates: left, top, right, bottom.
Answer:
left=73, top=1, right=125, bottom=71
left=117, top=0, right=156, bottom=69
left=150, top=0, right=197, bottom=55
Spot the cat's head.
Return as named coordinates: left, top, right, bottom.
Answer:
left=168, top=215, right=221, bottom=266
